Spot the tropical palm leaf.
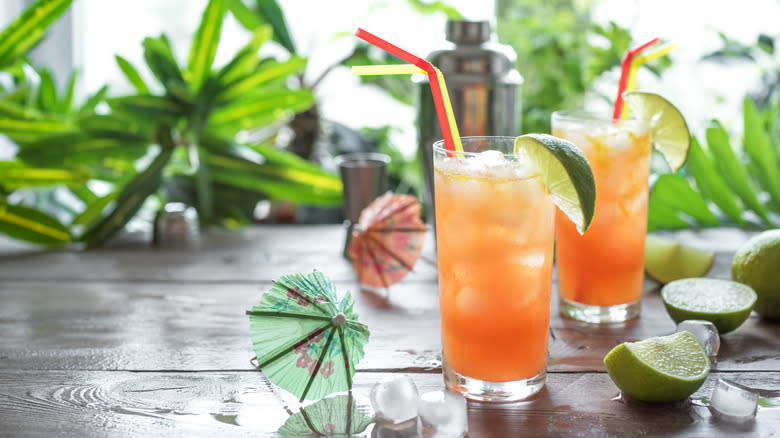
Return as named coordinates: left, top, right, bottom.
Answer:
left=0, top=201, right=72, bottom=246
left=206, top=145, right=341, bottom=206
left=187, top=0, right=226, bottom=91
left=0, top=161, right=89, bottom=190
left=115, top=55, right=151, bottom=94
left=80, top=129, right=174, bottom=247
left=0, top=0, right=74, bottom=68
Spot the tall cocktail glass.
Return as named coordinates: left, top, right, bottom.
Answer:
left=433, top=136, right=556, bottom=402
left=551, top=111, right=651, bottom=323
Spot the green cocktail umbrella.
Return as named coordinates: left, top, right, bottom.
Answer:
left=277, top=393, right=373, bottom=436
left=247, top=271, right=370, bottom=401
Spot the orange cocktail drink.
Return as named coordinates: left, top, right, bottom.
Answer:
left=433, top=137, right=556, bottom=402
left=552, top=112, right=651, bottom=323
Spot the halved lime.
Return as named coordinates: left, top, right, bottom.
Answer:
left=661, top=278, right=757, bottom=333
left=513, top=134, right=596, bottom=233
left=645, top=235, right=715, bottom=284
left=623, top=91, right=691, bottom=172
left=604, top=331, right=710, bottom=403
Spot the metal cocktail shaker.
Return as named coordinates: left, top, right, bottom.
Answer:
left=416, top=20, right=523, bottom=230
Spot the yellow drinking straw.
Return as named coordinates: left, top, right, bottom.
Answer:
left=351, top=64, right=425, bottom=75
left=433, top=68, right=463, bottom=152
left=621, top=42, right=679, bottom=119
left=352, top=64, right=463, bottom=152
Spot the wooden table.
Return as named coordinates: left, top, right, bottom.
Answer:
left=0, top=225, right=778, bottom=437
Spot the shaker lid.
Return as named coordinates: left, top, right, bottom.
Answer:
left=424, top=20, right=520, bottom=82
left=446, top=20, right=490, bottom=45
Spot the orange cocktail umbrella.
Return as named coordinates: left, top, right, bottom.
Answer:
left=348, top=192, right=427, bottom=289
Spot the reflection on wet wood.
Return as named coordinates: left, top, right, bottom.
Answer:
left=0, top=225, right=778, bottom=437
left=0, top=371, right=779, bottom=437
left=1, top=280, right=775, bottom=373
left=0, top=280, right=441, bottom=372
left=466, top=371, right=780, bottom=437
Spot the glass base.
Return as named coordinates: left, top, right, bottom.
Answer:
left=443, top=367, right=545, bottom=402
left=559, top=298, right=640, bottom=323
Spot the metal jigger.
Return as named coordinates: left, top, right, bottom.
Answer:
left=334, top=152, right=391, bottom=259
left=153, top=202, right=200, bottom=247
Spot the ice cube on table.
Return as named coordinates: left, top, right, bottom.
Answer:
left=709, top=379, right=759, bottom=423
left=676, top=320, right=720, bottom=356
left=371, top=418, right=419, bottom=438
left=371, top=375, right=419, bottom=424
left=417, top=390, right=468, bottom=437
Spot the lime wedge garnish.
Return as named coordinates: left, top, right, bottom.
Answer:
left=623, top=91, right=691, bottom=172
left=604, top=331, right=710, bottom=403
left=513, top=134, right=596, bottom=234
left=661, top=278, right=757, bottom=333
left=645, top=235, right=715, bottom=284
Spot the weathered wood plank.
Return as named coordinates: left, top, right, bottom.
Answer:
left=0, top=280, right=441, bottom=372
left=0, top=225, right=777, bottom=437
left=465, top=370, right=780, bottom=437
left=0, top=370, right=778, bottom=437
left=0, top=370, right=284, bottom=437
left=548, top=285, right=780, bottom=372
left=0, top=226, right=439, bottom=283
left=0, top=227, right=750, bottom=283
left=1, top=279, right=777, bottom=373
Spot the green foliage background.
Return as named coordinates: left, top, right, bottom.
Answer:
left=0, top=0, right=342, bottom=247
left=0, top=0, right=778, bottom=251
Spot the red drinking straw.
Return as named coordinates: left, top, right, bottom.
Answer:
left=611, top=37, right=660, bottom=120
left=355, top=28, right=457, bottom=152
left=355, top=28, right=431, bottom=71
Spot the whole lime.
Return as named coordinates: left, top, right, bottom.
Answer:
left=731, top=230, right=780, bottom=319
